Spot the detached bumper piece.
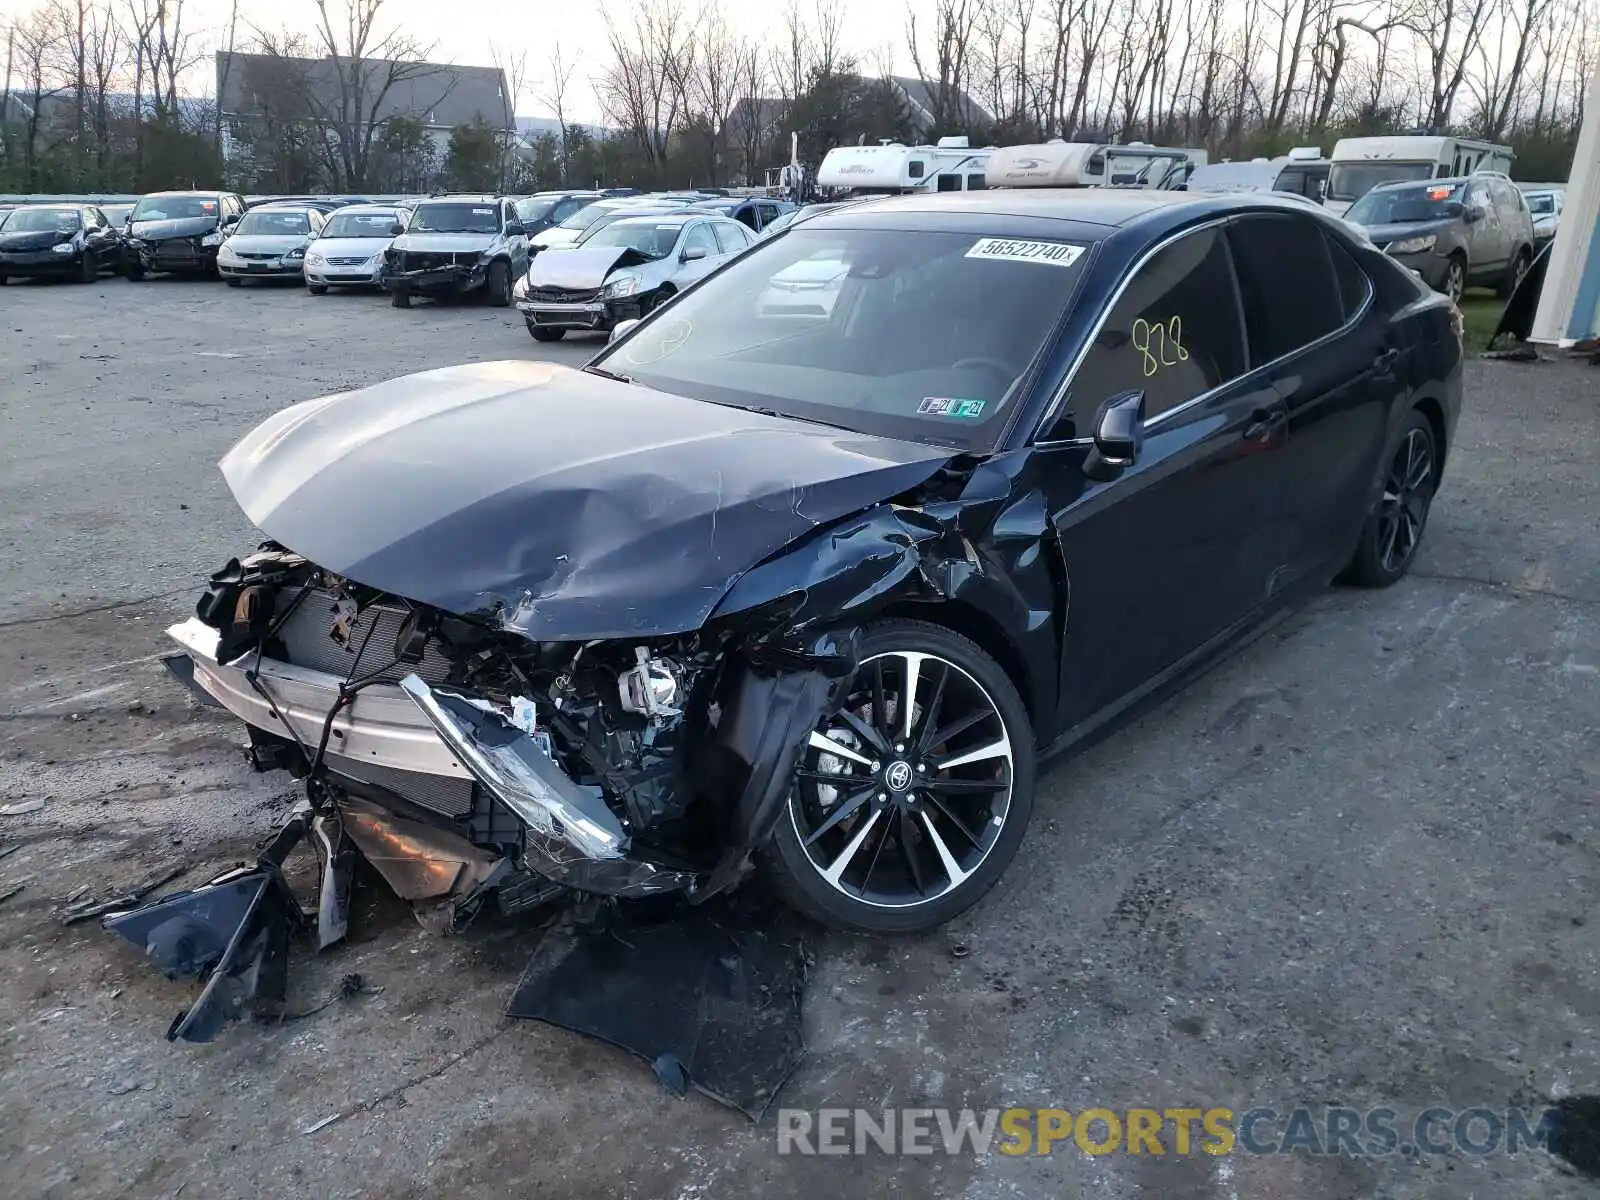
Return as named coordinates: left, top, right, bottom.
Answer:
left=508, top=894, right=809, bottom=1120
left=101, top=805, right=342, bottom=1043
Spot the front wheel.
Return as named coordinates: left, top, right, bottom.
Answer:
left=1440, top=256, right=1466, bottom=304
left=528, top=323, right=565, bottom=342
left=225, top=277, right=242, bottom=287
left=1346, top=409, right=1438, bottom=588
left=1498, top=247, right=1531, bottom=298
left=763, top=620, right=1035, bottom=934
left=486, top=260, right=512, bottom=307
left=124, top=263, right=144, bottom=282
left=307, top=283, right=328, bottom=296
left=390, top=288, right=411, bottom=308
left=78, top=254, right=98, bottom=283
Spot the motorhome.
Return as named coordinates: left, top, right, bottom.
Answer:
left=1325, top=135, right=1515, bottom=214
left=984, top=140, right=1206, bottom=191
left=815, top=137, right=992, bottom=196
left=1183, top=146, right=1329, bottom=202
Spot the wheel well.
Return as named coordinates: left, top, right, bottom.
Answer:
left=658, top=282, right=677, bottom=294
left=876, top=599, right=1035, bottom=724
left=1413, top=395, right=1448, bottom=470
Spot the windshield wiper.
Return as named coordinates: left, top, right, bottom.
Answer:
left=584, top=365, right=634, bottom=384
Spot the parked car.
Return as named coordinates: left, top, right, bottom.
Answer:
left=514, top=191, right=604, bottom=237
left=688, top=196, right=796, bottom=233
left=383, top=195, right=529, bottom=308
left=216, top=205, right=326, bottom=286
left=157, top=189, right=1461, bottom=952
left=1342, top=174, right=1536, bottom=302
left=530, top=197, right=656, bottom=253
left=760, top=200, right=860, bottom=237
left=123, top=190, right=247, bottom=279
left=568, top=203, right=694, bottom=246
left=1521, top=188, right=1563, bottom=249
left=0, top=203, right=123, bottom=284
left=99, top=203, right=134, bottom=229
left=303, top=204, right=409, bottom=293
left=513, top=213, right=756, bottom=340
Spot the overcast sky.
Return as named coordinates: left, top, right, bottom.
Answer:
left=0, top=0, right=925, bottom=123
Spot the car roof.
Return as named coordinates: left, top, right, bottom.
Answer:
left=10, top=202, right=90, bottom=210
left=325, top=203, right=403, bottom=215
left=607, top=214, right=692, bottom=228
left=1369, top=176, right=1473, bottom=193
left=143, top=190, right=224, bottom=198
left=245, top=204, right=318, bottom=215
left=419, top=195, right=499, bottom=204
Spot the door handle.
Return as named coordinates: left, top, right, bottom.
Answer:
left=1244, top=405, right=1287, bottom=441
left=1374, top=347, right=1400, bottom=372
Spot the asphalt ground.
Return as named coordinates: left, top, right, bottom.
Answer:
left=1, top=275, right=1597, bottom=1199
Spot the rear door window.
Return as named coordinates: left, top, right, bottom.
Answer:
left=1226, top=214, right=1346, bottom=366
left=1053, top=225, right=1247, bottom=438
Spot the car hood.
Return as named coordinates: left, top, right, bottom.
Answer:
left=1359, top=218, right=1457, bottom=245
left=225, top=233, right=309, bottom=252
left=392, top=232, right=496, bottom=253
left=310, top=236, right=390, bottom=258
left=527, top=245, right=654, bottom=288
left=0, top=229, right=73, bottom=251
left=129, top=215, right=219, bottom=242
left=219, top=360, right=955, bottom=641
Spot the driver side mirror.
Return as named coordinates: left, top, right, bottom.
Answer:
left=1082, top=390, right=1146, bottom=482
left=389, top=222, right=405, bottom=236
left=1442, top=200, right=1464, bottom=218
left=681, top=245, right=707, bottom=262
left=505, top=221, right=527, bottom=237
left=1462, top=203, right=1486, bottom=224
left=609, top=318, right=640, bottom=343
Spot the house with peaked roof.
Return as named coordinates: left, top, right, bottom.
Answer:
left=214, top=51, right=513, bottom=176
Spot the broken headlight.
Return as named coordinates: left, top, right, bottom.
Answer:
left=601, top=275, right=640, bottom=300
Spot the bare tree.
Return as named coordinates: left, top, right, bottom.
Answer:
left=595, top=0, right=695, bottom=171
left=9, top=7, right=66, bottom=183
left=491, top=43, right=528, bottom=190
left=908, top=0, right=986, bottom=134
left=1404, top=0, right=1497, bottom=128
left=688, top=1, right=757, bottom=184
left=537, top=42, right=575, bottom=181
left=307, top=0, right=451, bottom=189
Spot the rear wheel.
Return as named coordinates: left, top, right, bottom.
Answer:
left=390, top=288, right=411, bottom=308
left=763, top=620, right=1035, bottom=933
left=528, top=323, right=565, bottom=342
left=1498, top=246, right=1531, bottom=298
left=1346, top=409, right=1438, bottom=588
left=486, top=260, right=512, bottom=307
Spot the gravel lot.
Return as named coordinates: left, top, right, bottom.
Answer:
left=1, top=276, right=1598, bottom=1200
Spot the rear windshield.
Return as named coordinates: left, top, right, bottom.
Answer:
left=1345, top=183, right=1462, bottom=226
left=1525, top=193, right=1556, bottom=214
left=321, top=211, right=401, bottom=238
left=1326, top=161, right=1434, bottom=202
left=594, top=227, right=1087, bottom=450
left=236, top=210, right=311, bottom=235
left=557, top=202, right=620, bottom=231
left=407, top=203, right=500, bottom=233
left=132, top=195, right=218, bottom=221
left=5, top=208, right=82, bottom=232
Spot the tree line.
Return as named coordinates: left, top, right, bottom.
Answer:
left=2, top=0, right=1594, bottom=198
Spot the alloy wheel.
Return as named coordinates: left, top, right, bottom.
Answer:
left=1377, top=427, right=1434, bottom=574
left=789, top=650, right=1014, bottom=910
left=1444, top=261, right=1465, bottom=304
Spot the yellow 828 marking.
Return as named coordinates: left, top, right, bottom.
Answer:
left=1130, top=316, right=1190, bottom=377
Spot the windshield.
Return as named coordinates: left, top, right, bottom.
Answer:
left=1345, top=182, right=1462, bottom=225
left=593, top=227, right=1087, bottom=450
left=1525, top=193, right=1556, bottom=215
left=132, top=195, right=219, bottom=221
left=236, top=210, right=311, bottom=236
left=557, top=202, right=621, bottom=231
left=407, top=203, right=500, bottom=234
left=1327, top=161, right=1434, bottom=202
left=579, top=220, right=685, bottom=257
left=5, top=208, right=82, bottom=232
left=320, top=211, right=400, bottom=238
left=516, top=197, right=559, bottom=221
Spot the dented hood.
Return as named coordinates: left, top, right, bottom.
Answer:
left=527, top=244, right=650, bottom=289
left=220, top=361, right=954, bottom=640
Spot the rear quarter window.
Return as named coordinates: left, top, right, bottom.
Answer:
left=1226, top=214, right=1346, bottom=365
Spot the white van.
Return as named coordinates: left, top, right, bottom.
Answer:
left=1184, top=147, right=1329, bottom=202
left=1325, top=135, right=1515, bottom=214
left=816, top=137, right=992, bottom=196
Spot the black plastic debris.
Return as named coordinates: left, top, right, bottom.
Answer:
left=1549, top=1095, right=1600, bottom=1179
left=103, top=864, right=304, bottom=1042
left=1491, top=240, right=1551, bottom=348
left=507, top=894, right=809, bottom=1120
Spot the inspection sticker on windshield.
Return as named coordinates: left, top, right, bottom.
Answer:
left=919, top=397, right=986, bottom=418
left=965, top=238, right=1083, bottom=267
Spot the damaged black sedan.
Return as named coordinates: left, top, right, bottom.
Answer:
left=158, top=185, right=1462, bottom=948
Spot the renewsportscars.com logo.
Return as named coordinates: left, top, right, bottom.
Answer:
left=776, top=1106, right=1563, bottom=1158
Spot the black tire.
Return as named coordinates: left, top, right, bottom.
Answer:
left=1346, top=408, right=1438, bottom=588
left=77, top=254, right=98, bottom=283
left=390, top=288, right=411, bottom=308
left=0, top=274, right=7, bottom=286
left=307, top=283, right=328, bottom=296
left=763, top=619, right=1035, bottom=934
left=1498, top=246, right=1531, bottom=298
left=529, top=324, right=566, bottom=342
left=226, top=277, right=242, bottom=287
left=486, top=260, right=512, bottom=307
left=124, top=263, right=144, bottom=282
left=1440, top=255, right=1466, bottom=304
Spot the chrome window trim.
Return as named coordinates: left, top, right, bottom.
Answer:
left=1032, top=213, right=1375, bottom=449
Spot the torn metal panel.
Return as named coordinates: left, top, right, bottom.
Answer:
left=217, top=361, right=955, bottom=640
left=507, top=895, right=809, bottom=1120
